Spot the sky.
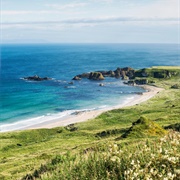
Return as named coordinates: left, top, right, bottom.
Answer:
left=1, top=0, right=180, bottom=43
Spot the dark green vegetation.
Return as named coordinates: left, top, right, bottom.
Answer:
left=134, top=66, right=179, bottom=79
left=0, top=66, right=180, bottom=179
left=120, top=116, right=166, bottom=139
left=126, top=66, right=180, bottom=85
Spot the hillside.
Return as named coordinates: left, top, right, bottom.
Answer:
left=0, top=66, right=180, bottom=180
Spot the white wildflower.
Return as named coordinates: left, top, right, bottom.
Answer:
left=163, top=178, right=168, bottom=180
left=110, top=156, right=120, bottom=162
left=133, top=172, right=138, bottom=177
left=167, top=172, right=173, bottom=178
left=150, top=168, right=153, bottom=173
left=125, top=170, right=130, bottom=175
left=174, top=169, right=180, bottom=174
left=131, top=160, right=135, bottom=165
left=151, top=153, right=155, bottom=158
left=113, top=144, right=118, bottom=148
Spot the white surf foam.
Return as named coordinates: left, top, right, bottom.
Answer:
left=0, top=94, right=140, bottom=133
left=0, top=110, right=74, bottom=132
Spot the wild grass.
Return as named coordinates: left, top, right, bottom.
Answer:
left=151, top=66, right=180, bottom=70
left=24, top=131, right=180, bottom=180
left=0, top=66, right=180, bottom=179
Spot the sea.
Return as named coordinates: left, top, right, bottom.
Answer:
left=1, top=43, right=180, bottom=132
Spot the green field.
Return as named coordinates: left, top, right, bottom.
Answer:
left=0, top=66, right=180, bottom=180
left=151, top=66, right=180, bottom=70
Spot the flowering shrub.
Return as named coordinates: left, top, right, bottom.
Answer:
left=104, top=131, right=180, bottom=180
left=30, top=131, right=180, bottom=180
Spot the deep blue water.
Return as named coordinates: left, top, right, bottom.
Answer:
left=1, top=43, right=180, bottom=131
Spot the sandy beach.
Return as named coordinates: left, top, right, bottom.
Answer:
left=27, top=85, right=163, bottom=130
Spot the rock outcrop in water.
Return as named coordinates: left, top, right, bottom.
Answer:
left=72, top=67, right=179, bottom=87
left=73, top=71, right=105, bottom=81
left=124, top=79, right=149, bottom=86
left=23, top=75, right=52, bottom=81
left=72, top=76, right=81, bottom=80
left=72, top=67, right=135, bottom=80
left=89, top=72, right=104, bottom=80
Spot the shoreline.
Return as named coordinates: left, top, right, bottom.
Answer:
left=25, top=85, right=163, bottom=130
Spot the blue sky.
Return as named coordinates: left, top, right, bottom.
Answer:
left=1, top=0, right=180, bottom=43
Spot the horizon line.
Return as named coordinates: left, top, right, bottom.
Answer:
left=1, top=42, right=179, bottom=45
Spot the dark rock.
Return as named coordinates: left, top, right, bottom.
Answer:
left=171, top=84, right=180, bottom=89
left=99, top=83, right=104, bottom=86
left=23, top=75, right=51, bottom=81
left=140, top=69, right=149, bottom=77
left=135, top=92, right=143, bottom=95
left=72, top=67, right=136, bottom=80
left=114, top=67, right=134, bottom=79
left=114, top=67, right=121, bottom=78
left=98, top=71, right=108, bottom=76
left=96, top=129, right=126, bottom=138
left=166, top=71, right=171, bottom=78
left=72, top=76, right=81, bottom=80
left=89, top=72, right=105, bottom=80
left=153, top=70, right=172, bottom=79
left=121, top=71, right=129, bottom=80
left=141, top=72, right=148, bottom=77
left=17, top=143, right=22, bottom=146
left=97, top=131, right=108, bottom=137
left=122, top=75, right=129, bottom=80
left=22, top=174, right=34, bottom=180
left=79, top=73, right=90, bottom=78
left=123, top=81, right=128, bottom=85
left=43, top=77, right=51, bottom=80
left=126, top=70, right=135, bottom=79
left=149, top=80, right=155, bottom=84
left=125, top=80, right=136, bottom=86
left=126, top=79, right=148, bottom=85
left=65, top=124, right=78, bottom=132
left=98, top=70, right=115, bottom=77
left=164, top=123, right=180, bottom=132
left=106, top=70, right=115, bottom=77
left=122, top=67, right=133, bottom=71
left=115, top=72, right=121, bottom=78
left=68, top=82, right=74, bottom=84
left=135, top=79, right=148, bottom=85
left=154, top=72, right=166, bottom=78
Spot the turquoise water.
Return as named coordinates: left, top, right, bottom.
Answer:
left=1, top=43, right=180, bottom=131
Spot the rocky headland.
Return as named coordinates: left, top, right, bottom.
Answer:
left=72, top=66, right=178, bottom=85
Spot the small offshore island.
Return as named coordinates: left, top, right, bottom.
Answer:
left=0, top=66, right=180, bottom=179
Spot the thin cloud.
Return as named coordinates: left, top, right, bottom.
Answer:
left=45, top=3, right=88, bottom=10
left=94, top=0, right=113, bottom=3
left=2, top=16, right=179, bottom=26
left=2, top=10, right=35, bottom=15
left=1, top=10, right=59, bottom=15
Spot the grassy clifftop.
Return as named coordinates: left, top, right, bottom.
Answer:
left=0, top=66, right=180, bottom=179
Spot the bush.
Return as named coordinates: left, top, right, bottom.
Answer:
left=34, top=131, right=180, bottom=180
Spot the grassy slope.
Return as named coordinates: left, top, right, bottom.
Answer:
left=0, top=66, right=180, bottom=179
